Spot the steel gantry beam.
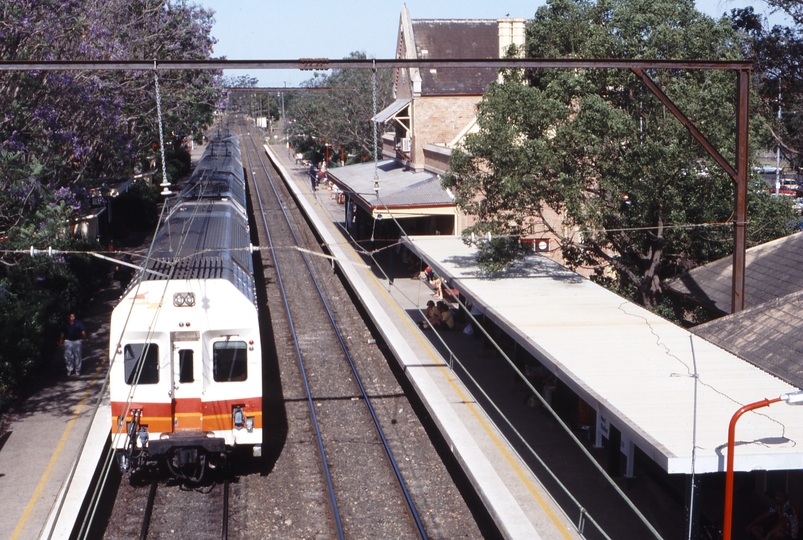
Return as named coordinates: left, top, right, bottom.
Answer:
left=0, top=57, right=752, bottom=311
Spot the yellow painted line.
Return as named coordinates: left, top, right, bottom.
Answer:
left=11, top=381, right=94, bottom=540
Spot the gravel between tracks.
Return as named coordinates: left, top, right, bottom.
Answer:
left=237, top=122, right=485, bottom=539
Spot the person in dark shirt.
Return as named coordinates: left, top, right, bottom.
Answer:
left=59, top=312, right=87, bottom=376
left=308, top=163, right=318, bottom=191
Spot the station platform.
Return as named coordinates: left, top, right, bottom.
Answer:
left=266, top=143, right=584, bottom=540
left=0, top=284, right=115, bottom=540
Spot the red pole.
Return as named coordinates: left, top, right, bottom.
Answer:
left=722, top=396, right=781, bottom=540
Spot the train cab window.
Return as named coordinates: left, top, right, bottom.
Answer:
left=213, top=341, right=247, bottom=382
left=178, top=349, right=194, bottom=383
left=123, top=344, right=159, bottom=385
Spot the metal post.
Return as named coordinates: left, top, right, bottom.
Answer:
left=732, top=69, right=750, bottom=313
left=722, top=397, right=781, bottom=540
left=776, top=79, right=781, bottom=195
left=281, top=82, right=286, bottom=139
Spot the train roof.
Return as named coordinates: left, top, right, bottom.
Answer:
left=192, top=154, right=244, bottom=182
left=177, top=173, right=247, bottom=210
left=207, top=129, right=239, bottom=144
left=202, top=142, right=242, bottom=165
left=144, top=202, right=255, bottom=303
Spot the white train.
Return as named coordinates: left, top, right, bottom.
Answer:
left=109, top=129, right=262, bottom=480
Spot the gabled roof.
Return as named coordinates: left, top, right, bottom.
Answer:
left=411, top=19, right=499, bottom=95
left=665, top=233, right=803, bottom=314
left=692, top=289, right=803, bottom=390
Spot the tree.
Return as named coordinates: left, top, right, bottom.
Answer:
left=0, top=0, right=221, bottom=407
left=445, top=0, right=796, bottom=308
left=286, top=51, right=393, bottom=165
left=223, top=75, right=280, bottom=124
left=731, top=6, right=803, bottom=172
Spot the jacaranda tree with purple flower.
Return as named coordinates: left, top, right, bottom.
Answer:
left=0, top=0, right=222, bottom=408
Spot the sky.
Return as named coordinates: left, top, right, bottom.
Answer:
left=193, top=0, right=791, bottom=88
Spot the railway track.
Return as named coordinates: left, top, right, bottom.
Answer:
left=239, top=117, right=493, bottom=539
left=99, top=116, right=486, bottom=539
left=240, top=121, right=428, bottom=539
left=103, top=465, right=230, bottom=540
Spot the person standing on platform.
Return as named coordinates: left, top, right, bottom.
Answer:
left=308, top=162, right=318, bottom=191
left=59, top=312, right=87, bottom=376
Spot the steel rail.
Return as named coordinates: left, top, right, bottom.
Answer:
left=0, top=57, right=753, bottom=71
left=222, top=461, right=230, bottom=540
left=140, top=479, right=158, bottom=540
left=243, top=128, right=428, bottom=538
left=239, top=124, right=345, bottom=540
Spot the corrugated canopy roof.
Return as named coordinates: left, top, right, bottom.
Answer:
left=372, top=98, right=411, bottom=123
left=404, top=235, right=803, bottom=474
left=328, top=160, right=454, bottom=213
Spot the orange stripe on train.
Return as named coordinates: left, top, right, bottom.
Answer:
left=111, top=397, right=263, bottom=432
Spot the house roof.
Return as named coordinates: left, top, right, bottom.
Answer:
left=692, top=289, right=803, bottom=390
left=327, top=159, right=454, bottom=212
left=666, top=233, right=803, bottom=391
left=411, top=19, right=499, bottom=95
left=664, top=233, right=803, bottom=314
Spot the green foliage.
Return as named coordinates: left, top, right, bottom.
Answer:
left=0, top=0, right=220, bottom=411
left=286, top=51, right=393, bottom=163
left=474, top=236, right=524, bottom=274
left=111, top=180, right=159, bottom=233
left=731, top=6, right=803, bottom=171
left=446, top=0, right=792, bottom=308
left=0, top=245, right=106, bottom=409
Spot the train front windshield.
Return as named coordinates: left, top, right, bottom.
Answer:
left=124, top=344, right=160, bottom=385
left=213, top=341, right=248, bottom=382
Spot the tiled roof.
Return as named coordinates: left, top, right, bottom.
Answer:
left=692, top=289, right=803, bottom=390
left=411, top=19, right=499, bottom=95
left=665, top=233, right=803, bottom=314
left=667, top=232, right=803, bottom=390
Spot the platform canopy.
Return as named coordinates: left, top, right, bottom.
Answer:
left=372, top=98, right=411, bottom=124
left=404, top=235, right=803, bottom=474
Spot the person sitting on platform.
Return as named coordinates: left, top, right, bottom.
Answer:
left=436, top=301, right=454, bottom=330
left=419, top=300, right=438, bottom=329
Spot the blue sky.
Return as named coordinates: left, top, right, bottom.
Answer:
left=194, top=1, right=790, bottom=87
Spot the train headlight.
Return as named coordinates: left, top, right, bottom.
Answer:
left=245, top=417, right=254, bottom=433
left=173, top=292, right=196, bottom=307
left=233, top=406, right=244, bottom=430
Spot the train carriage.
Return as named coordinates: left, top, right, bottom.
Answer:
left=110, top=130, right=261, bottom=480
